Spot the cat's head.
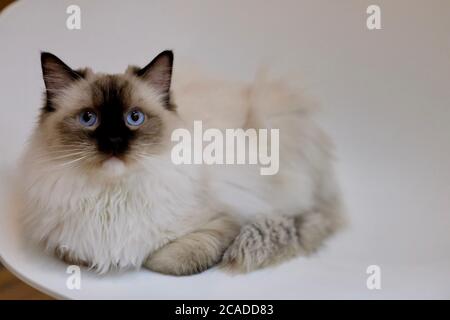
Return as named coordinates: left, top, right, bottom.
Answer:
left=36, top=50, right=177, bottom=177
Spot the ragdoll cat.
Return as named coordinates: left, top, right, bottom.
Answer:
left=19, top=50, right=345, bottom=275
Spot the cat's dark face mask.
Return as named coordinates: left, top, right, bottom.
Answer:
left=38, top=51, right=174, bottom=173
left=87, top=77, right=137, bottom=158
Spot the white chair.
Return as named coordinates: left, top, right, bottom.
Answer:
left=1, top=0, right=449, bottom=299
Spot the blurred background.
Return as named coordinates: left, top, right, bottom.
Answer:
left=0, top=0, right=49, bottom=301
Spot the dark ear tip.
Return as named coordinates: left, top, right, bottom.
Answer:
left=41, top=51, right=58, bottom=64
left=41, top=51, right=52, bottom=59
left=159, top=50, right=174, bottom=62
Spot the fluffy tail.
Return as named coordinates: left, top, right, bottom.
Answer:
left=221, top=174, right=345, bottom=273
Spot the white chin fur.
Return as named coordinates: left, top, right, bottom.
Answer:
left=101, top=157, right=126, bottom=177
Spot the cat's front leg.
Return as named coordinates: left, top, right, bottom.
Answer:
left=143, top=215, right=240, bottom=276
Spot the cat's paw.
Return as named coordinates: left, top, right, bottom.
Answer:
left=220, top=223, right=267, bottom=273
left=144, top=241, right=217, bottom=276
left=220, top=216, right=300, bottom=273
left=55, top=246, right=90, bottom=267
left=144, top=216, right=240, bottom=276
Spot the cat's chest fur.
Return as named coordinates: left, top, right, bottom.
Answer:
left=21, top=158, right=212, bottom=272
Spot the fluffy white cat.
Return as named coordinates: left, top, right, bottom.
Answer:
left=19, top=51, right=344, bottom=275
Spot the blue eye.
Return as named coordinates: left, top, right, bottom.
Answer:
left=126, top=109, right=145, bottom=126
left=79, top=110, right=97, bottom=127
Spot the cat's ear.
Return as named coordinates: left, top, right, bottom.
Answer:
left=41, top=52, right=82, bottom=93
left=136, top=50, right=173, bottom=103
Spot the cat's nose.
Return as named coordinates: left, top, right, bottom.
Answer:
left=104, top=136, right=127, bottom=155
left=108, top=136, right=123, bottom=144
left=96, top=131, right=128, bottom=156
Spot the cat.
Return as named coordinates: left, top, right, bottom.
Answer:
left=18, top=50, right=345, bottom=275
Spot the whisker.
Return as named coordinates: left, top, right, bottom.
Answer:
left=135, top=142, right=165, bottom=147
left=33, top=152, right=96, bottom=166
left=35, top=151, right=91, bottom=161
left=134, top=153, right=167, bottom=165
left=33, top=148, right=91, bottom=157
left=34, top=149, right=94, bottom=157
left=55, top=154, right=92, bottom=168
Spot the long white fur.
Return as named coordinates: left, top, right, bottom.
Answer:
left=19, top=66, right=344, bottom=274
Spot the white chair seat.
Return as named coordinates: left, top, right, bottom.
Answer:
left=1, top=0, right=449, bottom=299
